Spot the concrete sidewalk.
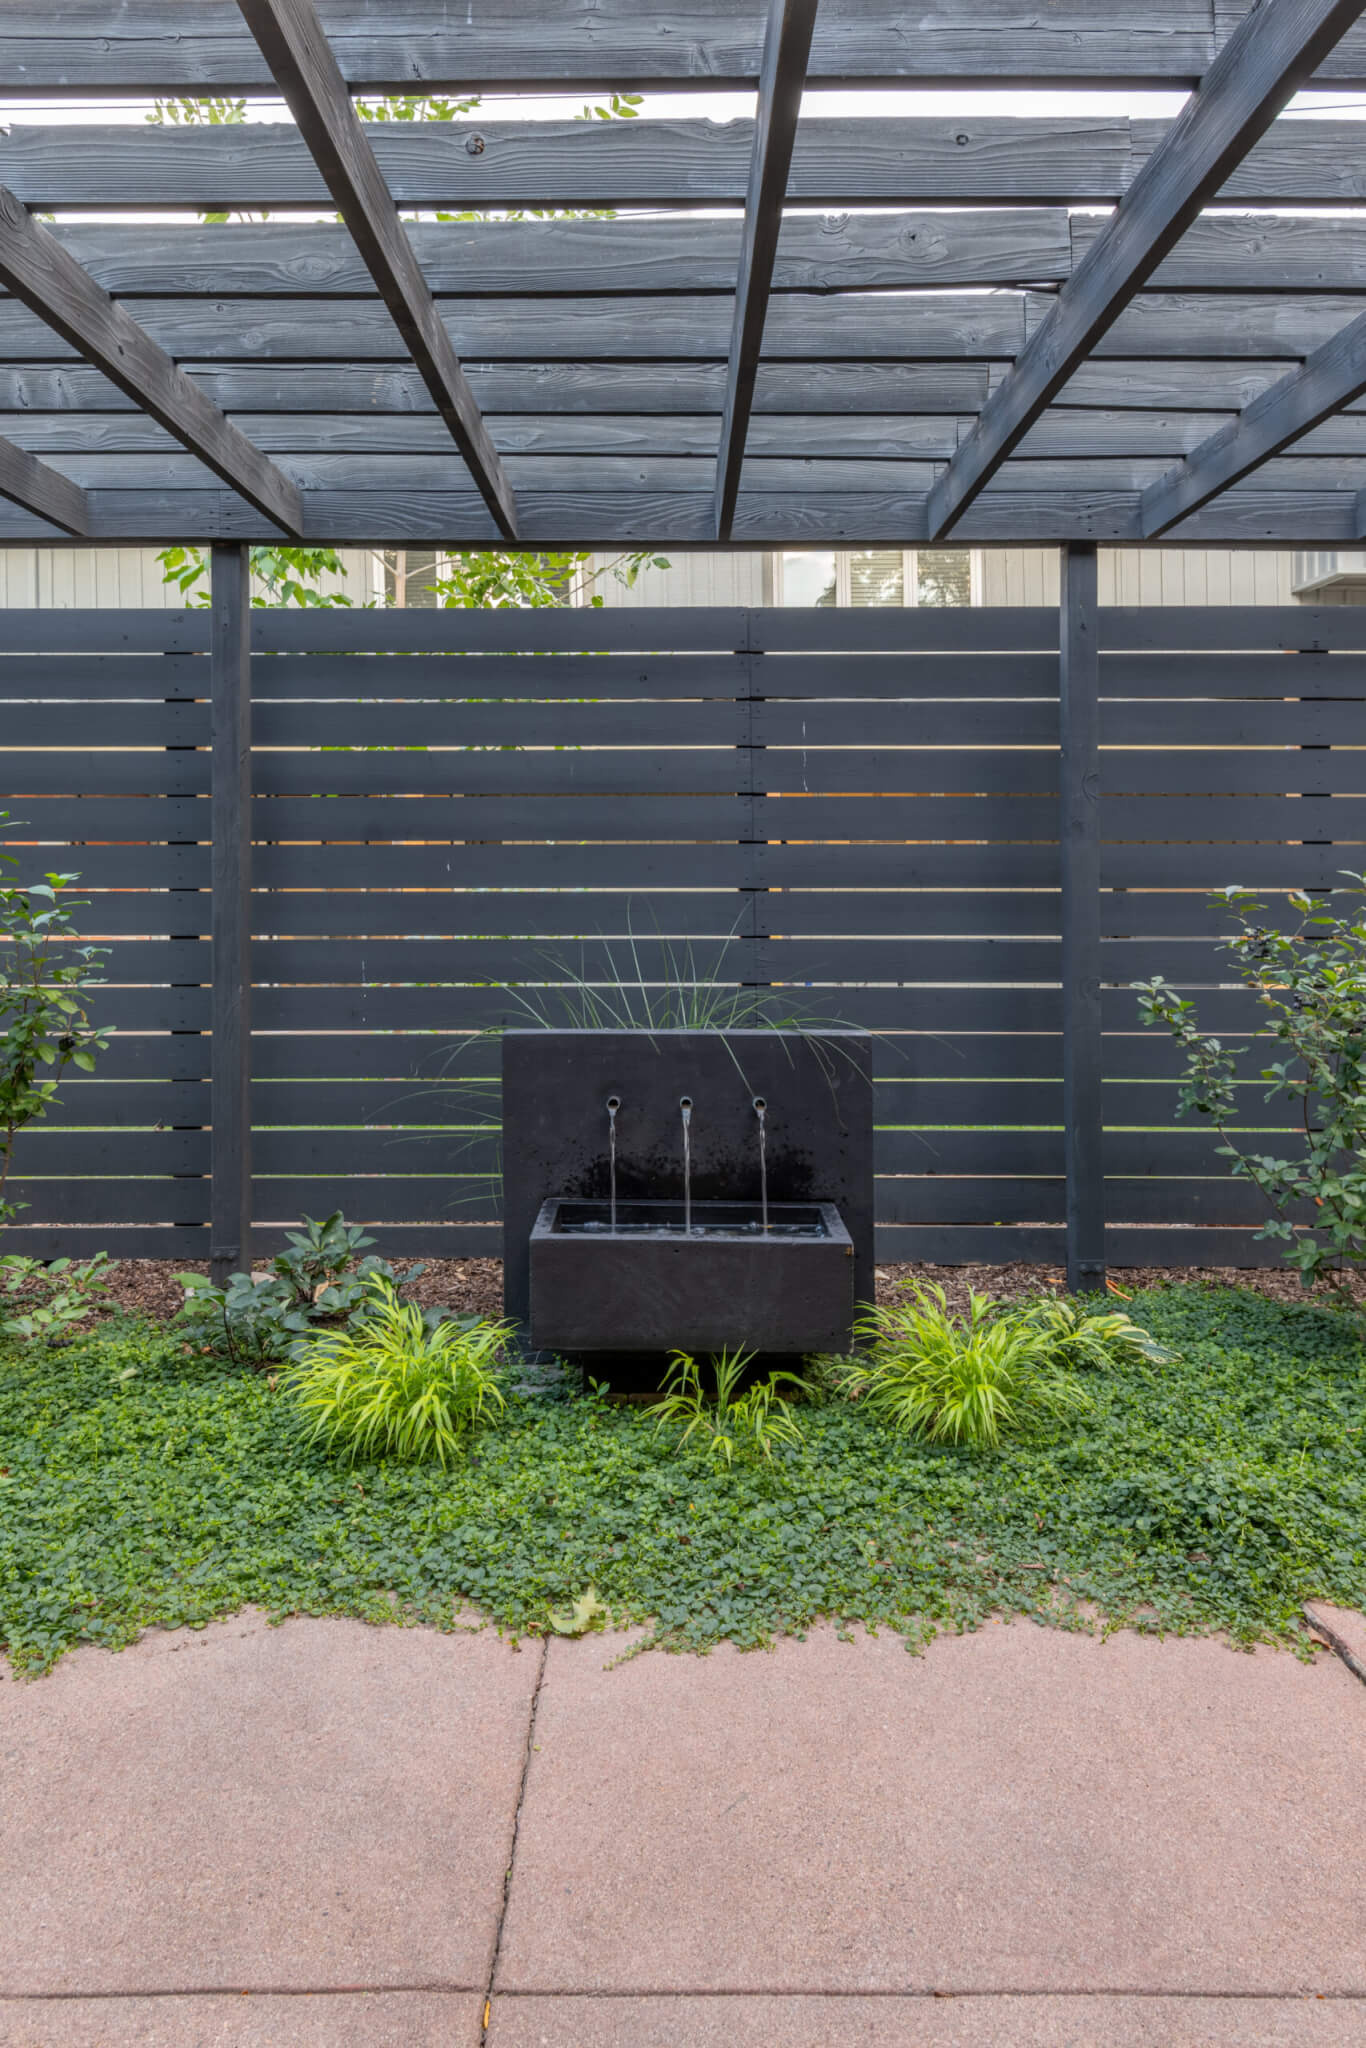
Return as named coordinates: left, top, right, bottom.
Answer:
left=2, top=1613, right=1365, bottom=2045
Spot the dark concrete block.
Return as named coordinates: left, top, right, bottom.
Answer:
left=529, top=1198, right=854, bottom=1354
left=501, top=1029, right=874, bottom=1348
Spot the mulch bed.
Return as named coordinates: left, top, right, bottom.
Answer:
left=81, top=1254, right=1364, bottom=1326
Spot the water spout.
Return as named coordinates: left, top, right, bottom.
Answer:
left=753, top=1096, right=768, bottom=1234
left=680, top=1096, right=693, bottom=1236
left=606, top=1095, right=620, bottom=1234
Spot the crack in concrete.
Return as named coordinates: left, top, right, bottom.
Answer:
left=481, top=1636, right=550, bottom=2041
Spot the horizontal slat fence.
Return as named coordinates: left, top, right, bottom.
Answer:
left=1, top=599, right=1363, bottom=1272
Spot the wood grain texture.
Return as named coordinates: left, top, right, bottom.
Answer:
left=0, top=3, right=1244, bottom=93
left=0, top=434, right=87, bottom=534
left=1141, top=308, right=1366, bottom=533
left=237, top=0, right=517, bottom=537
left=12, top=5, right=1366, bottom=92
left=47, top=212, right=1074, bottom=298
left=714, top=0, right=818, bottom=538
left=927, top=0, right=1366, bottom=537
left=11, top=115, right=1366, bottom=211
left=0, top=188, right=302, bottom=533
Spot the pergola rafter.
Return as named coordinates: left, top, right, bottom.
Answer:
left=235, top=0, right=518, bottom=541
left=0, top=0, right=1363, bottom=544
left=1141, top=310, right=1366, bottom=532
left=926, top=0, right=1366, bottom=540
left=0, top=189, right=303, bottom=536
left=0, top=435, right=88, bottom=536
left=713, top=0, right=818, bottom=540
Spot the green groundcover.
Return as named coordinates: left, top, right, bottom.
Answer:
left=2, top=1285, right=1363, bottom=1674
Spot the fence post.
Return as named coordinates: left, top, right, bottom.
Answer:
left=1059, top=543, right=1105, bottom=1292
left=209, top=543, right=252, bottom=1284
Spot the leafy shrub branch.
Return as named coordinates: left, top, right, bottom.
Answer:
left=1135, top=878, right=1366, bottom=1287
left=0, top=815, right=110, bottom=1228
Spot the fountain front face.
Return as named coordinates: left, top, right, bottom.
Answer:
left=502, top=1029, right=874, bottom=1357
left=530, top=1197, right=854, bottom=1356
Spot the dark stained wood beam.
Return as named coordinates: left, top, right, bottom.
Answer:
left=0, top=188, right=302, bottom=534
left=1141, top=308, right=1366, bottom=533
left=0, top=483, right=1358, bottom=546
left=236, top=0, right=517, bottom=540
left=926, top=0, right=1366, bottom=540
left=7, top=2, right=1366, bottom=93
left=0, top=434, right=87, bottom=534
left=21, top=115, right=1366, bottom=212
left=713, top=0, right=818, bottom=541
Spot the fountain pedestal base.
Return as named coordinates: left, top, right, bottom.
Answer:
left=529, top=1198, right=854, bottom=1356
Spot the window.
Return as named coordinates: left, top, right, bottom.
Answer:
left=774, top=547, right=978, bottom=607
left=379, top=548, right=445, bottom=607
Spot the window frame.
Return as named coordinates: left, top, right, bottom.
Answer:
left=772, top=547, right=982, bottom=608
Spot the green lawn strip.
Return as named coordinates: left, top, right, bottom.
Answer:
left=1, top=1284, right=1363, bottom=1674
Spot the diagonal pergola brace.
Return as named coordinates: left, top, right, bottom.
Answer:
left=1141, top=308, right=1366, bottom=534
left=925, top=0, right=1366, bottom=540
left=236, top=0, right=518, bottom=542
left=713, top=0, right=819, bottom=542
left=0, top=433, right=88, bottom=536
left=0, top=188, right=302, bottom=537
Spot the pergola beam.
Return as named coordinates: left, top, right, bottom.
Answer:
left=926, top=0, right=1366, bottom=540
left=1141, top=309, right=1366, bottom=533
left=8, top=2, right=1366, bottom=93
left=0, top=435, right=88, bottom=535
left=714, top=0, right=818, bottom=541
left=0, top=188, right=302, bottom=535
left=236, top=0, right=517, bottom=541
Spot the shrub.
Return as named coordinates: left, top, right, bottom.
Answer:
left=0, top=1251, right=111, bottom=1344
left=0, top=814, right=110, bottom=1228
left=648, top=1347, right=809, bottom=1470
left=1135, top=877, right=1366, bottom=1288
left=178, top=1211, right=435, bottom=1366
left=285, top=1275, right=511, bottom=1467
left=843, top=1283, right=1089, bottom=1451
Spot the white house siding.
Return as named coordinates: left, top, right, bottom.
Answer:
left=0, top=546, right=376, bottom=608
left=588, top=547, right=1302, bottom=608
left=592, top=550, right=771, bottom=609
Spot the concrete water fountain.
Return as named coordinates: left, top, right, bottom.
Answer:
left=501, top=1029, right=874, bottom=1361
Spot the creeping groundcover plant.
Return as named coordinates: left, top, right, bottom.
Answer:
left=2, top=1280, right=1363, bottom=1675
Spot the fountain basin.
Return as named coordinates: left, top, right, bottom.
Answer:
left=529, top=1197, right=854, bottom=1355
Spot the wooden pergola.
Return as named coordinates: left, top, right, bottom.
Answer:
left=0, top=0, right=1365, bottom=550
left=7, top=0, right=1366, bottom=1294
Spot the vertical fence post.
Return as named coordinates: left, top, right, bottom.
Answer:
left=1059, top=543, right=1105, bottom=1293
left=209, top=543, right=252, bottom=1285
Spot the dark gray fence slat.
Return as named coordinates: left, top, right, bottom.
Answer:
left=256, top=844, right=754, bottom=891
left=3, top=753, right=209, bottom=794
left=1100, top=605, right=1366, bottom=649
left=250, top=749, right=749, bottom=798
left=0, top=1227, right=211, bottom=1258
left=253, top=606, right=749, bottom=653
left=248, top=650, right=751, bottom=697
left=248, top=793, right=751, bottom=840
left=253, top=700, right=745, bottom=748
left=1099, top=650, right=1366, bottom=693
left=244, top=891, right=751, bottom=940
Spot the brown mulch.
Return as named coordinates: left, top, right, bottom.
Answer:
left=88, top=1256, right=506, bottom=1326
left=874, top=1260, right=1366, bottom=1316
left=80, top=1254, right=1365, bottom=1326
